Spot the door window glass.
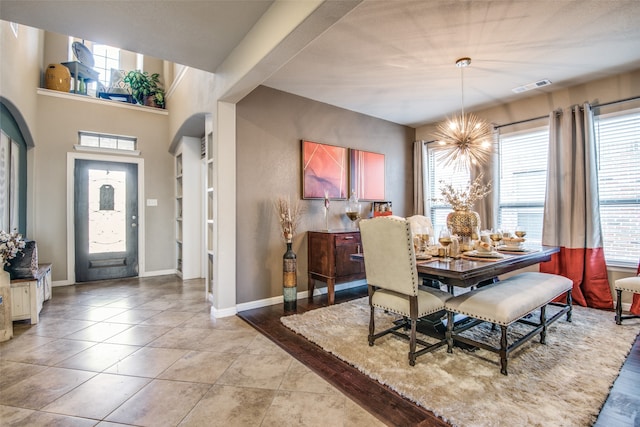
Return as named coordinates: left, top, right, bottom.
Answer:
left=88, top=169, right=126, bottom=253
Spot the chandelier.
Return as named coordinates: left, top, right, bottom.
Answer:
left=433, top=57, right=493, bottom=170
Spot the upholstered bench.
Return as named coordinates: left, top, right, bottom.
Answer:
left=445, top=272, right=573, bottom=375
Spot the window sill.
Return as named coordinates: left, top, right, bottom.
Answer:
left=606, top=263, right=637, bottom=273
left=74, top=145, right=140, bottom=156
left=37, top=88, right=168, bottom=115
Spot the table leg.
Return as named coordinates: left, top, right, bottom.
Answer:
left=327, top=278, right=335, bottom=305
left=308, top=274, right=315, bottom=300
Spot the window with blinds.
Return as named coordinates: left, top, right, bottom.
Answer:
left=595, top=108, right=640, bottom=266
left=497, top=127, right=549, bottom=245
left=426, top=143, right=470, bottom=231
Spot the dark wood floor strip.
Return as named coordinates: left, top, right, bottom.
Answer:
left=237, top=286, right=640, bottom=427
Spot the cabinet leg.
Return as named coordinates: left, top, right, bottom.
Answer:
left=308, top=274, right=315, bottom=300
left=327, top=279, right=335, bottom=305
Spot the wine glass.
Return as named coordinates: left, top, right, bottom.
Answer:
left=416, top=226, right=430, bottom=256
left=439, top=228, right=452, bottom=261
left=515, top=225, right=527, bottom=238
left=345, top=207, right=360, bottom=229
left=489, top=229, right=502, bottom=249
left=345, top=191, right=360, bottom=230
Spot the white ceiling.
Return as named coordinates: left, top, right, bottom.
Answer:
left=2, top=0, right=640, bottom=128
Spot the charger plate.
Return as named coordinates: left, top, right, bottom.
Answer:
left=498, top=247, right=538, bottom=254
left=461, top=250, right=505, bottom=262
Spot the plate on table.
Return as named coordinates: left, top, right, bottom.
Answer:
left=416, top=253, right=432, bottom=260
left=498, top=246, right=528, bottom=253
left=463, top=250, right=504, bottom=259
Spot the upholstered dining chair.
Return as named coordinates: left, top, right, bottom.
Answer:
left=406, top=215, right=434, bottom=240
left=359, top=216, right=452, bottom=366
left=615, top=258, right=640, bottom=325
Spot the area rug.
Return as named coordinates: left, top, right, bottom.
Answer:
left=281, top=298, right=639, bottom=427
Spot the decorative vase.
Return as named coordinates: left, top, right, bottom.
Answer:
left=446, top=209, right=480, bottom=237
left=283, top=241, right=297, bottom=311
left=45, top=63, right=71, bottom=92
left=0, top=269, right=13, bottom=342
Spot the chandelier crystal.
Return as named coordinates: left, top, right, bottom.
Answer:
left=433, top=57, right=493, bottom=170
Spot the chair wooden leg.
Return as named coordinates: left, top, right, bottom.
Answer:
left=616, top=289, right=623, bottom=325
left=368, top=305, right=375, bottom=346
left=409, top=295, right=418, bottom=366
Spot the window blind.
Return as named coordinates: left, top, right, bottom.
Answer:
left=427, top=144, right=470, bottom=231
left=595, top=109, right=640, bottom=265
left=498, top=127, right=549, bottom=244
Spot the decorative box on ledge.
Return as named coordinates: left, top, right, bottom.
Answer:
left=5, top=240, right=38, bottom=280
left=372, top=201, right=393, bottom=217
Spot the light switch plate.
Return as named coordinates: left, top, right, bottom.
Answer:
left=146, top=199, right=158, bottom=206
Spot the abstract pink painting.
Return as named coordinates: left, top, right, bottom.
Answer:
left=302, top=140, right=347, bottom=199
left=350, top=149, right=385, bottom=201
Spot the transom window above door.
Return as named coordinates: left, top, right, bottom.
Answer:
left=77, top=131, right=138, bottom=155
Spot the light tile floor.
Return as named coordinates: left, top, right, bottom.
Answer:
left=0, top=276, right=385, bottom=427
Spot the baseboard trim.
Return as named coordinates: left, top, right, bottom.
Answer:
left=140, top=269, right=176, bottom=277
left=211, top=305, right=237, bottom=318
left=236, top=280, right=366, bottom=312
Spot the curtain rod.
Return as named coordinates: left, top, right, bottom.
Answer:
left=593, top=95, right=640, bottom=109
left=495, top=94, right=640, bottom=129
left=494, top=114, right=548, bottom=130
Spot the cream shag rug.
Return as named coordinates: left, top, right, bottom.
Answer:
left=281, top=298, right=639, bottom=427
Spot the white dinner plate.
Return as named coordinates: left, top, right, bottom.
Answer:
left=498, top=246, right=527, bottom=252
left=464, top=250, right=504, bottom=258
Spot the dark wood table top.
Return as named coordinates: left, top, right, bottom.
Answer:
left=352, top=246, right=559, bottom=289
left=416, top=246, right=559, bottom=288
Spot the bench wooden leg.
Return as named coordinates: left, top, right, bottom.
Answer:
left=446, top=311, right=454, bottom=354
left=500, top=325, right=508, bottom=375
left=539, top=305, right=547, bottom=344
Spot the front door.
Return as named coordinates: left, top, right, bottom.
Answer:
left=74, top=159, right=138, bottom=282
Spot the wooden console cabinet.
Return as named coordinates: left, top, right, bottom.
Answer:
left=307, top=230, right=365, bottom=304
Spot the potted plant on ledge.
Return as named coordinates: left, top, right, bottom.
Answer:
left=123, top=70, right=165, bottom=109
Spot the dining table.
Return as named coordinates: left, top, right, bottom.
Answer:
left=414, top=245, right=560, bottom=291
left=351, top=245, right=560, bottom=339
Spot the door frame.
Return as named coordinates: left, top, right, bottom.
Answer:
left=67, top=152, right=145, bottom=284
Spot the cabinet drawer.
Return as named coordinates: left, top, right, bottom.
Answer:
left=334, top=233, right=361, bottom=246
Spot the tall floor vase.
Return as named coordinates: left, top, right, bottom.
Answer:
left=283, top=242, right=297, bottom=311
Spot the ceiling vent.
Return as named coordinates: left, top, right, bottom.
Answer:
left=512, top=79, right=552, bottom=93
